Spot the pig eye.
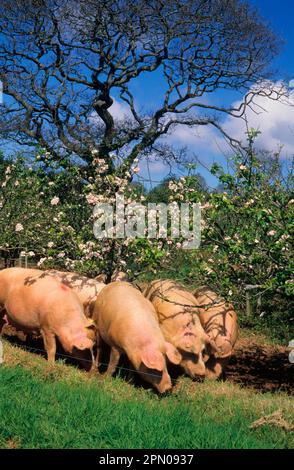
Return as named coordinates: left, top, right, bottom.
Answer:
left=178, top=348, right=198, bottom=362
left=202, top=346, right=210, bottom=358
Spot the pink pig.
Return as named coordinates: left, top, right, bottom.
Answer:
left=93, top=282, right=181, bottom=393
left=193, top=286, right=239, bottom=378
left=0, top=268, right=95, bottom=362
left=45, top=270, right=105, bottom=317
left=144, top=280, right=218, bottom=379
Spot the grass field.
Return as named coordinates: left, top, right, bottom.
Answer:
left=0, top=332, right=293, bottom=449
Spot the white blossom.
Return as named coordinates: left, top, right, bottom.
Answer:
left=50, top=196, right=60, bottom=206
left=15, top=223, right=24, bottom=232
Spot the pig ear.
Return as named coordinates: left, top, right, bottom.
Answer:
left=204, top=334, right=220, bottom=354
left=165, top=342, right=182, bottom=365
left=215, top=336, right=232, bottom=358
left=141, top=350, right=165, bottom=372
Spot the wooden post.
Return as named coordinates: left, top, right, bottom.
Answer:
left=246, top=290, right=252, bottom=317
left=245, top=285, right=262, bottom=317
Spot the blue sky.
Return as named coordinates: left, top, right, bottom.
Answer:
left=252, top=0, right=294, bottom=78
left=2, top=1, right=294, bottom=189
left=131, top=0, right=294, bottom=189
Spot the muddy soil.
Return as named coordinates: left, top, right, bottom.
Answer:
left=226, top=336, right=293, bottom=395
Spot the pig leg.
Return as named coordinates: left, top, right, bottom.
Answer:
left=41, top=329, right=57, bottom=362
left=105, top=346, right=121, bottom=376
left=89, top=348, right=100, bottom=375
left=89, top=331, right=101, bottom=374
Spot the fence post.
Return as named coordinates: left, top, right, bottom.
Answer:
left=244, top=285, right=262, bottom=317
left=245, top=290, right=252, bottom=317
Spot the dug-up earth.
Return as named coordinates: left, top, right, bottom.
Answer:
left=225, top=332, right=293, bottom=395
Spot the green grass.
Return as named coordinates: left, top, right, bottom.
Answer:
left=0, top=339, right=293, bottom=449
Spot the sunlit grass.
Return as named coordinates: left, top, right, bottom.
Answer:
left=0, top=338, right=293, bottom=449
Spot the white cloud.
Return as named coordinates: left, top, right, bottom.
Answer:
left=223, top=86, right=294, bottom=156
left=135, top=157, right=172, bottom=185
left=109, top=98, right=131, bottom=120
left=89, top=97, right=131, bottom=125
left=167, top=81, right=294, bottom=158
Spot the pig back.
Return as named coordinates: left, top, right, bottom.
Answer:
left=144, top=279, right=205, bottom=347
left=46, top=270, right=105, bottom=317
left=194, top=286, right=238, bottom=356
left=93, top=281, right=164, bottom=349
left=2, top=269, right=64, bottom=330
left=3, top=268, right=85, bottom=330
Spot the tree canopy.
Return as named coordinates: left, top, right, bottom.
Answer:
left=0, top=0, right=285, bottom=177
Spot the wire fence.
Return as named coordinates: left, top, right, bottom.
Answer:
left=0, top=247, right=39, bottom=269
left=2, top=339, right=181, bottom=382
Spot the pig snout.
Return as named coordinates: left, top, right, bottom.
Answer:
left=180, top=354, right=206, bottom=380
left=138, top=363, right=173, bottom=394
left=73, top=336, right=94, bottom=351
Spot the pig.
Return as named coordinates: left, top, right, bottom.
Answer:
left=143, top=279, right=218, bottom=379
left=0, top=267, right=95, bottom=363
left=92, top=281, right=181, bottom=393
left=45, top=270, right=105, bottom=317
left=193, top=286, right=239, bottom=378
